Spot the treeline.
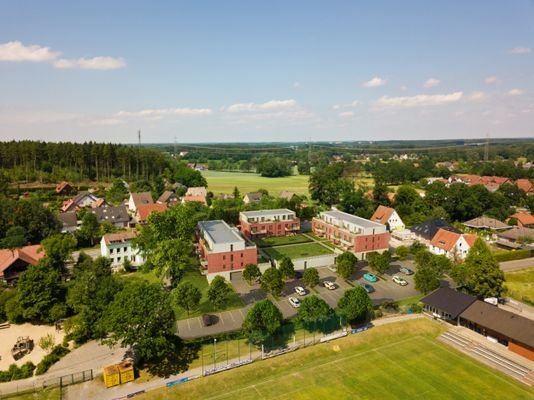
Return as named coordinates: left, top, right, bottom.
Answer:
left=0, top=141, right=174, bottom=183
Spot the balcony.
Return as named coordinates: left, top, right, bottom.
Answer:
left=251, top=228, right=267, bottom=235
left=339, top=237, right=353, bottom=246
left=285, top=225, right=300, bottom=231
left=314, top=226, right=325, bottom=233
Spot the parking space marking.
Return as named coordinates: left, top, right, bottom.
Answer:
left=219, top=313, right=225, bottom=324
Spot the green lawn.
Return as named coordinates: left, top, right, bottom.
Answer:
left=253, top=234, right=313, bottom=248
left=202, top=170, right=309, bottom=196
left=137, top=318, right=534, bottom=400
left=2, top=387, right=61, bottom=400
left=505, top=267, right=534, bottom=305
left=263, top=243, right=334, bottom=260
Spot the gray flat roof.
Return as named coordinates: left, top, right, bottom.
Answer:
left=198, top=220, right=243, bottom=244
left=240, top=208, right=295, bottom=217
left=322, top=210, right=383, bottom=229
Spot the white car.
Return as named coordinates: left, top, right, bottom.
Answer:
left=288, top=297, right=301, bottom=308
left=294, top=286, right=306, bottom=296
left=327, top=265, right=337, bottom=272
left=323, top=281, right=336, bottom=290
left=392, top=275, right=408, bottom=286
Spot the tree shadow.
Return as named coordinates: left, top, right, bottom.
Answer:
left=143, top=336, right=201, bottom=378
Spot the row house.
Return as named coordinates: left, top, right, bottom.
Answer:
left=239, top=209, right=300, bottom=238
left=197, top=220, right=257, bottom=282
left=312, top=209, right=389, bottom=259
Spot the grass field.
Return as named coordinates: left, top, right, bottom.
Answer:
left=505, top=267, right=534, bottom=305
left=202, top=171, right=310, bottom=196
left=137, top=318, right=534, bottom=400
left=253, top=234, right=313, bottom=248
left=3, top=387, right=61, bottom=400
left=263, top=243, right=334, bottom=260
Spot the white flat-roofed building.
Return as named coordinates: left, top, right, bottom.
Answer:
left=239, top=208, right=300, bottom=238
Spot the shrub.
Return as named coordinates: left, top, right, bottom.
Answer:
left=0, top=362, right=35, bottom=382
left=493, top=249, right=531, bottom=262
left=35, top=345, right=70, bottom=375
left=405, top=303, right=423, bottom=313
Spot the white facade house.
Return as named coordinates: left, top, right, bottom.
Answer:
left=370, top=205, right=405, bottom=231
left=429, top=228, right=478, bottom=260
left=100, top=231, right=144, bottom=269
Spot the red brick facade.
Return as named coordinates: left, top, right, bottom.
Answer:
left=240, top=219, right=300, bottom=239
left=199, top=241, right=257, bottom=273
left=509, top=341, right=534, bottom=361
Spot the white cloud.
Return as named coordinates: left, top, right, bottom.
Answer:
left=53, top=56, right=126, bottom=70
left=338, top=111, right=354, bottom=118
left=224, top=99, right=297, bottom=113
left=468, top=91, right=486, bottom=101
left=0, top=41, right=59, bottom=62
left=373, top=92, right=463, bottom=108
left=510, top=47, right=531, bottom=54
left=363, top=77, right=386, bottom=88
left=485, top=76, right=498, bottom=85
left=0, top=40, right=126, bottom=71
left=116, top=107, right=212, bottom=118
left=423, top=78, right=440, bottom=88
left=333, top=100, right=359, bottom=110
left=507, top=88, right=526, bottom=96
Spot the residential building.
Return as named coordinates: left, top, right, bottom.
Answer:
left=497, top=226, right=534, bottom=243
left=181, top=194, right=208, bottom=206
left=61, top=191, right=99, bottom=212
left=410, top=219, right=462, bottom=242
left=101, top=231, right=144, bottom=268
left=243, top=192, right=263, bottom=204
left=279, top=191, right=297, bottom=201
left=197, top=220, right=257, bottom=281
left=91, top=198, right=110, bottom=208
left=0, top=245, right=45, bottom=284
left=89, top=205, right=130, bottom=228
left=421, top=287, right=477, bottom=323
left=185, top=187, right=207, bottom=197
left=516, top=178, right=534, bottom=195
left=58, top=211, right=78, bottom=233
left=508, top=212, right=534, bottom=228
left=312, top=209, right=389, bottom=259
left=128, top=192, right=154, bottom=213
left=370, top=205, right=405, bottom=231
left=136, top=203, right=168, bottom=224
left=463, top=216, right=510, bottom=231
left=429, top=228, right=478, bottom=260
left=157, top=190, right=180, bottom=206
left=239, top=209, right=300, bottom=238
left=55, top=181, right=73, bottom=196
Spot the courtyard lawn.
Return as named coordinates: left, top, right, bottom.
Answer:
left=505, top=267, right=534, bottom=305
left=201, top=171, right=309, bottom=196
left=137, top=318, right=534, bottom=400
left=253, top=234, right=313, bottom=248
left=263, top=243, right=334, bottom=260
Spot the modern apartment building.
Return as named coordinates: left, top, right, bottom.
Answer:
left=239, top=208, right=300, bottom=238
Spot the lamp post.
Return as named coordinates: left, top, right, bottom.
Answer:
left=214, top=338, right=217, bottom=369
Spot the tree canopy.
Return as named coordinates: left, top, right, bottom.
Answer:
left=337, top=287, right=373, bottom=323
left=260, top=267, right=284, bottom=297
left=242, top=300, right=283, bottom=344
left=336, top=252, right=357, bottom=279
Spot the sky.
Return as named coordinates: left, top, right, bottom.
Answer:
left=0, top=0, right=533, bottom=143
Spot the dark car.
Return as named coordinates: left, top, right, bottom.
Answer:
left=360, top=281, right=375, bottom=293
left=399, top=267, right=414, bottom=275
left=202, top=314, right=214, bottom=326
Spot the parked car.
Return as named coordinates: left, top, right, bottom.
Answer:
left=360, top=281, right=374, bottom=293
left=289, top=297, right=301, bottom=308
left=363, top=273, right=378, bottom=282
left=399, top=267, right=414, bottom=275
left=392, top=275, right=408, bottom=286
left=294, top=271, right=303, bottom=279
left=202, top=314, right=214, bottom=326
left=323, top=281, right=336, bottom=290
left=295, top=286, right=306, bottom=296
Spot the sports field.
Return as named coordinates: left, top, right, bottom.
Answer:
left=202, top=171, right=310, bottom=196
left=137, top=319, right=534, bottom=400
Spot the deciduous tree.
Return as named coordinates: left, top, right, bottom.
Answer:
left=336, top=252, right=357, bottom=279
left=242, top=264, right=261, bottom=285
left=278, top=257, right=295, bottom=280
left=207, top=276, right=233, bottom=309
left=297, top=295, right=331, bottom=329
left=242, top=300, right=283, bottom=344
left=260, top=267, right=284, bottom=297
left=303, top=268, right=320, bottom=288
left=172, top=282, right=202, bottom=316
left=337, top=286, right=373, bottom=323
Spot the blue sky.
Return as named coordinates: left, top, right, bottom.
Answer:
left=0, top=1, right=533, bottom=143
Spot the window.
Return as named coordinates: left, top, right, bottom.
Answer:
left=223, top=255, right=226, bottom=260
left=230, top=254, right=234, bottom=261
left=230, top=244, right=234, bottom=252
left=124, top=246, right=128, bottom=252
left=240, top=253, right=243, bottom=258
left=110, top=248, right=114, bottom=254
left=117, top=257, right=121, bottom=262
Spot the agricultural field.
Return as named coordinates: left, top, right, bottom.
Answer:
left=201, top=171, right=310, bottom=196
left=137, top=318, right=534, bottom=400
left=262, top=243, right=334, bottom=260
left=504, top=267, right=534, bottom=305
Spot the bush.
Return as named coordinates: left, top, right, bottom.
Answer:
left=493, top=249, right=531, bottom=262
left=35, top=345, right=70, bottom=375
left=381, top=301, right=399, bottom=312
left=405, top=303, right=423, bottom=313
left=374, top=309, right=383, bottom=319
left=0, top=362, right=35, bottom=382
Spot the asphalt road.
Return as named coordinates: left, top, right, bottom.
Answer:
left=499, top=257, right=534, bottom=272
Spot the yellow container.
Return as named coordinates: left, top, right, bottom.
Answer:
left=118, top=361, right=135, bottom=384
left=103, top=365, right=120, bottom=388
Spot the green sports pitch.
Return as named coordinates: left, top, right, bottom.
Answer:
left=137, top=319, right=534, bottom=399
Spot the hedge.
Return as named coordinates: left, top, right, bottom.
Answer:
left=0, top=362, right=35, bottom=382
left=493, top=248, right=531, bottom=262
left=35, top=345, right=70, bottom=375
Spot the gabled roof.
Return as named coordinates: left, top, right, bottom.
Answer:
left=91, top=198, right=109, bottom=208
left=421, top=287, right=477, bottom=319
left=137, top=203, right=168, bottom=222
left=516, top=178, right=534, bottom=193
left=463, top=216, right=510, bottom=230
left=185, top=187, right=207, bottom=197
left=72, top=191, right=99, bottom=205
left=89, top=205, right=130, bottom=224
left=498, top=226, right=534, bottom=241
left=102, top=231, right=138, bottom=245
left=509, top=212, right=534, bottom=226
left=279, top=191, right=297, bottom=200
left=370, top=205, right=396, bottom=225
left=55, top=181, right=71, bottom=193
left=0, top=245, right=45, bottom=277
left=430, top=228, right=462, bottom=251
left=182, top=195, right=208, bottom=206
left=244, top=192, right=263, bottom=202
left=61, top=199, right=76, bottom=213
left=462, top=234, right=478, bottom=248
left=58, top=211, right=78, bottom=228
left=460, top=300, right=534, bottom=349
left=130, top=192, right=154, bottom=207
left=157, top=191, right=178, bottom=204
left=410, top=219, right=461, bottom=241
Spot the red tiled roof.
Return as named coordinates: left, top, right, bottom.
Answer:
left=516, top=179, right=534, bottom=193
left=55, top=181, right=70, bottom=193
left=430, top=228, right=461, bottom=251
left=509, top=212, right=534, bottom=226
left=462, top=234, right=478, bottom=248
left=91, top=198, right=108, bottom=208
left=137, top=203, right=168, bottom=222
left=61, top=199, right=76, bottom=212
left=0, top=245, right=45, bottom=276
left=371, top=205, right=395, bottom=225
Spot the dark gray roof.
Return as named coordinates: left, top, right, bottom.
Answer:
left=89, top=205, right=129, bottom=224
left=410, top=219, right=461, bottom=241
left=421, top=288, right=477, bottom=319
left=460, top=301, right=534, bottom=349
left=58, top=211, right=77, bottom=228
